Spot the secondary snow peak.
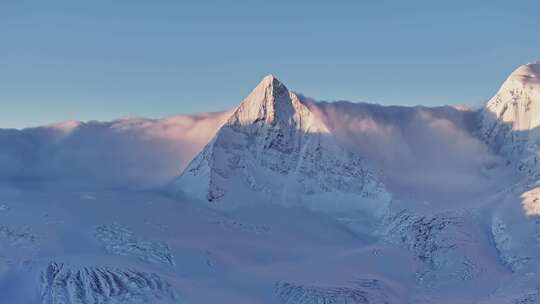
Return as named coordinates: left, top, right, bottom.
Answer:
left=480, top=61, right=540, bottom=177
left=481, top=61, right=540, bottom=138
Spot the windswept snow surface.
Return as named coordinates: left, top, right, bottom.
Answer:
left=2, top=63, right=540, bottom=303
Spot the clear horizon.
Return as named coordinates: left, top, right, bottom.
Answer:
left=1, top=0, right=539, bottom=129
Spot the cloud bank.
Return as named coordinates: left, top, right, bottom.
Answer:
left=0, top=100, right=502, bottom=196
left=0, top=112, right=229, bottom=189
left=305, top=99, right=503, bottom=199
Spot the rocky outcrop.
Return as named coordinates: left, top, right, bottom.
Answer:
left=39, top=262, right=179, bottom=304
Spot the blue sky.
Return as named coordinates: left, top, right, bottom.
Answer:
left=1, top=0, right=539, bottom=128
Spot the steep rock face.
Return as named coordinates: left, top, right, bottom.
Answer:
left=174, top=75, right=390, bottom=219
left=480, top=61, right=540, bottom=177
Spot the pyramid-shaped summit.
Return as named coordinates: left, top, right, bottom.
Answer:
left=174, top=74, right=390, bottom=219
left=227, top=74, right=326, bottom=133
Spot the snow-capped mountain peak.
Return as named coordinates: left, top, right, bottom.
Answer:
left=228, top=74, right=327, bottom=133
left=174, top=74, right=390, bottom=222
left=483, top=61, right=540, bottom=129
left=480, top=61, right=540, bottom=176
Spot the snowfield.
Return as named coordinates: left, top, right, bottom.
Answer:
left=1, top=61, right=540, bottom=303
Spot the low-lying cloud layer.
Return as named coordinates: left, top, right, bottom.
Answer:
left=306, top=100, right=503, bottom=199
left=0, top=101, right=501, bottom=196
left=0, top=112, right=229, bottom=189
